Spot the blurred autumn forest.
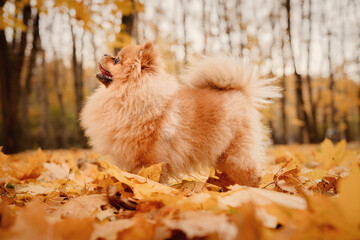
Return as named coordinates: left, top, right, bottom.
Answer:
left=0, top=0, right=359, bottom=154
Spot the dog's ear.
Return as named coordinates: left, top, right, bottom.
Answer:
left=139, top=42, right=158, bottom=71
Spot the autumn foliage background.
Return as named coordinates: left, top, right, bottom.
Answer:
left=0, top=0, right=359, bottom=152
left=0, top=0, right=360, bottom=239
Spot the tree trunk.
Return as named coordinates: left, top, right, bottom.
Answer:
left=285, top=0, right=311, bottom=143
left=326, top=29, right=340, bottom=142
left=181, top=0, right=188, bottom=65
left=236, top=0, right=245, bottom=57
left=323, top=108, right=328, bottom=139
left=280, top=27, right=288, bottom=144
left=338, top=1, right=351, bottom=141
left=270, top=2, right=281, bottom=144
left=221, top=0, right=233, bottom=53
left=202, top=0, right=208, bottom=54
left=351, top=0, right=360, bottom=140
left=39, top=51, right=51, bottom=148
left=280, top=78, right=287, bottom=144
left=69, top=20, right=87, bottom=147
left=70, top=23, right=83, bottom=119
left=319, top=2, right=340, bottom=143
left=115, top=0, right=137, bottom=55
left=0, top=4, right=31, bottom=153
left=21, top=13, right=40, bottom=149
left=51, top=18, right=66, bottom=148
left=53, top=57, right=66, bottom=148
left=127, top=0, right=138, bottom=40
left=0, top=30, right=16, bottom=153
left=91, top=31, right=98, bottom=73
left=268, top=120, right=276, bottom=144
left=304, top=0, right=319, bottom=142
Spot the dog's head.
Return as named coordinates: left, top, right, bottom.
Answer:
left=96, top=42, right=159, bottom=87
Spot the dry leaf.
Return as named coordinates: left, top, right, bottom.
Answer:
left=91, top=219, right=135, bottom=240
left=43, top=162, right=71, bottom=180
left=50, top=194, right=109, bottom=221
left=162, top=211, right=238, bottom=240
left=54, top=217, right=94, bottom=240
left=0, top=200, right=14, bottom=229
left=0, top=140, right=358, bottom=240
left=17, top=185, right=55, bottom=195
left=116, top=216, right=155, bottom=240
left=0, top=201, right=50, bottom=240
left=336, top=167, right=360, bottom=232
left=4, top=149, right=46, bottom=180
left=137, top=163, right=164, bottom=182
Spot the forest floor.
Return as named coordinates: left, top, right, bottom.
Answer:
left=0, top=139, right=359, bottom=240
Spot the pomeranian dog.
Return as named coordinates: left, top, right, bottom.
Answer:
left=80, top=42, right=280, bottom=187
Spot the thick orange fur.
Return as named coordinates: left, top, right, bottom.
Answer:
left=80, top=42, right=281, bottom=187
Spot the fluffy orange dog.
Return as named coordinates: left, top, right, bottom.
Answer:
left=80, top=42, right=280, bottom=187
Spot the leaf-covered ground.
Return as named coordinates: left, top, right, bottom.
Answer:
left=0, top=139, right=359, bottom=240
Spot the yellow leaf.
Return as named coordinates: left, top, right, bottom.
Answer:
left=14, top=18, right=27, bottom=32
left=108, top=32, right=132, bottom=50
left=314, top=139, right=338, bottom=169
left=162, top=211, right=238, bottom=239
left=0, top=201, right=50, bottom=239
left=260, top=173, right=274, bottom=188
left=117, top=216, right=156, bottom=240
left=171, top=180, right=205, bottom=193
left=302, top=169, right=329, bottom=181
left=0, top=147, right=9, bottom=177
left=35, top=0, right=44, bottom=10
left=51, top=194, right=108, bottom=220
left=0, top=15, right=7, bottom=30
left=92, top=219, right=135, bottom=240
left=315, top=139, right=358, bottom=171
left=333, top=139, right=347, bottom=164
left=4, top=148, right=46, bottom=180
left=18, top=185, right=55, bottom=195
left=100, top=160, right=177, bottom=199
left=115, top=0, right=133, bottom=16
left=336, top=167, right=360, bottom=232
left=135, top=2, right=145, bottom=12
left=219, top=186, right=307, bottom=210
left=137, top=163, right=164, bottom=182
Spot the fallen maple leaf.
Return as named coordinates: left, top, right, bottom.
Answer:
left=274, top=167, right=301, bottom=193
left=101, top=160, right=178, bottom=199
left=171, top=179, right=206, bottom=193
left=54, top=217, right=94, bottom=240
left=0, top=201, right=50, bottom=240
left=3, top=149, right=46, bottom=180
left=116, top=216, right=156, bottom=240
left=233, top=203, right=262, bottom=240
left=43, top=162, right=72, bottom=180
left=162, top=211, right=238, bottom=240
left=315, top=176, right=338, bottom=194
left=17, top=185, right=55, bottom=195
left=137, top=163, right=164, bottom=182
left=49, top=194, right=109, bottom=221
left=0, top=140, right=358, bottom=240
left=336, top=166, right=360, bottom=233
left=0, top=200, right=14, bottom=229
left=91, top=219, right=135, bottom=240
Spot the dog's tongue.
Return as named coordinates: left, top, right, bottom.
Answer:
left=98, top=63, right=112, bottom=77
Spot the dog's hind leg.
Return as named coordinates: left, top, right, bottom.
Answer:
left=216, top=134, right=263, bottom=187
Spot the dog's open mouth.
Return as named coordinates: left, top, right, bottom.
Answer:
left=96, top=62, right=113, bottom=87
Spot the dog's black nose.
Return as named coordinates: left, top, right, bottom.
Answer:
left=104, top=54, right=108, bottom=56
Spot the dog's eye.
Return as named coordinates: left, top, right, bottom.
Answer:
left=114, top=57, right=120, bottom=65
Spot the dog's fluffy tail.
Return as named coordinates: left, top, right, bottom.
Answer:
left=182, top=56, right=282, bottom=107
